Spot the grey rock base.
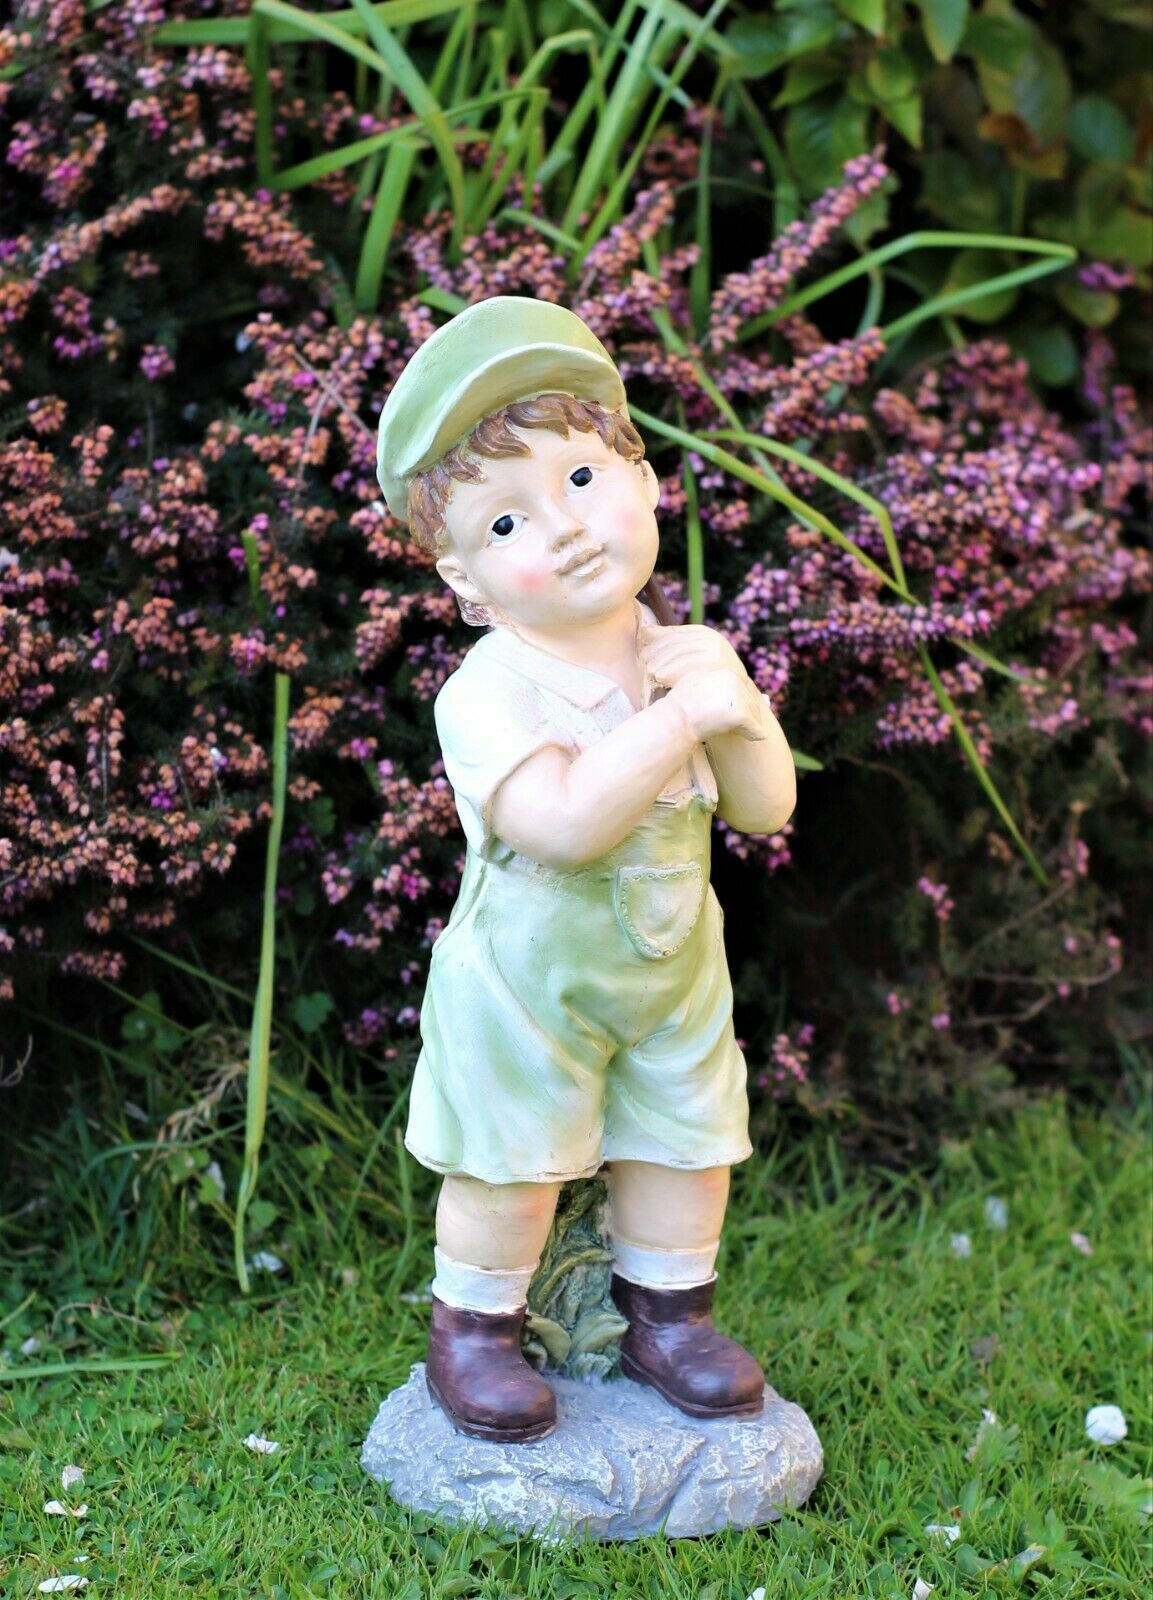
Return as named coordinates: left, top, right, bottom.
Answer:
left=361, top=1364, right=822, bottom=1542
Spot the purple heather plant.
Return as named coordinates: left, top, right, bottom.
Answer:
left=0, top=4, right=1148, bottom=1140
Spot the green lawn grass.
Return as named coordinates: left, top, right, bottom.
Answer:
left=1, top=1091, right=1149, bottom=1599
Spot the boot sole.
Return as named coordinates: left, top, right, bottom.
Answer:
left=425, top=1373, right=557, bottom=1444
left=619, top=1349, right=765, bottom=1421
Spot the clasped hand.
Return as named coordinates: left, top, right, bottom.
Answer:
left=640, top=624, right=767, bottom=744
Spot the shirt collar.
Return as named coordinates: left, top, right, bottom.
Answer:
left=479, top=602, right=650, bottom=710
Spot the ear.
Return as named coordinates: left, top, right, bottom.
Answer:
left=640, top=458, right=660, bottom=510
left=436, top=552, right=487, bottom=608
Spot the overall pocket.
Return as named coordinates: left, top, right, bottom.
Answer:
left=613, top=862, right=705, bottom=960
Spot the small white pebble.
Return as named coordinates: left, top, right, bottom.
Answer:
left=242, top=1433, right=280, bottom=1455
left=1086, top=1404, right=1127, bottom=1444
left=248, top=1251, right=284, bottom=1274
left=984, top=1196, right=1009, bottom=1230
left=950, top=1232, right=972, bottom=1258
left=925, top=1523, right=961, bottom=1543
left=1070, top=1231, right=1093, bottom=1256
left=913, top=1580, right=936, bottom=1599
left=340, top=1267, right=358, bottom=1287
left=21, top=1336, right=42, bottom=1355
left=39, top=1580, right=89, bottom=1593
left=61, top=1465, right=84, bottom=1490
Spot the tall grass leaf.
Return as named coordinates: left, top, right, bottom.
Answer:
left=689, top=94, right=716, bottom=335
left=741, top=229, right=1077, bottom=339
left=634, top=410, right=1042, bottom=875
left=234, top=672, right=292, bottom=1293
left=355, top=142, right=417, bottom=312
left=158, top=0, right=463, bottom=48
left=561, top=0, right=661, bottom=233
left=882, top=256, right=1079, bottom=342
left=580, top=0, right=730, bottom=257
left=680, top=434, right=704, bottom=624
left=343, top=0, right=467, bottom=246
left=917, top=646, right=1047, bottom=884
left=1, top=1355, right=181, bottom=1383
left=706, top=425, right=1028, bottom=681
left=730, top=78, right=800, bottom=233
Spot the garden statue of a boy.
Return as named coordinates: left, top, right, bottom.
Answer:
left=376, top=297, right=796, bottom=1445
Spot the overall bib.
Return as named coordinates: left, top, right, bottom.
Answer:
left=406, top=761, right=752, bottom=1185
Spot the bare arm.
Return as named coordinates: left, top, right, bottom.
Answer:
left=491, top=672, right=762, bottom=869
left=641, top=624, right=796, bottom=835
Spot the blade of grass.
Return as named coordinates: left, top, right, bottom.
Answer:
left=233, top=672, right=291, bottom=1294
left=679, top=412, right=704, bottom=624
left=562, top=0, right=668, bottom=233
left=689, top=89, right=717, bottom=337
left=740, top=230, right=1077, bottom=340
left=579, top=0, right=729, bottom=257
left=881, top=256, right=1079, bottom=343
left=355, top=142, right=418, bottom=311
left=343, top=0, right=467, bottom=247
left=729, top=77, right=799, bottom=234
left=918, top=644, right=1047, bottom=885
left=713, top=431, right=1029, bottom=685
left=632, top=409, right=1044, bottom=877
left=539, top=0, right=635, bottom=192
left=158, top=0, right=463, bottom=47
left=1, top=1355, right=180, bottom=1383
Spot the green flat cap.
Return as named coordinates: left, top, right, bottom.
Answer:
left=376, top=296, right=626, bottom=521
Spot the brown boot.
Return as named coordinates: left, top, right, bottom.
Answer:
left=611, top=1274, right=765, bottom=1421
left=425, top=1295, right=557, bottom=1443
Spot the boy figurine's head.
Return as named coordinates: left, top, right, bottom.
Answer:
left=377, top=298, right=662, bottom=629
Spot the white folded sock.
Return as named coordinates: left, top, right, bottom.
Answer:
left=431, top=1247, right=539, bottom=1314
left=610, top=1235, right=719, bottom=1290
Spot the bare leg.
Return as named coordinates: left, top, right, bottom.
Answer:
left=436, top=1173, right=561, bottom=1269
left=607, top=1160, right=730, bottom=1249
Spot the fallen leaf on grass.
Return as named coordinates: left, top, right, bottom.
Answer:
left=925, top=1523, right=961, bottom=1544
left=988, top=1541, right=1047, bottom=1574
left=247, top=1251, right=285, bottom=1274
left=1086, top=1404, right=1127, bottom=1444
left=242, top=1433, right=280, bottom=1454
left=984, top=1196, right=1009, bottom=1230
left=43, top=1501, right=88, bottom=1518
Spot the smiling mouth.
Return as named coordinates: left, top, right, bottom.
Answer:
left=558, top=545, right=606, bottom=577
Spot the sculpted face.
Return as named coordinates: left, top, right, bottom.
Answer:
left=435, top=425, right=660, bottom=632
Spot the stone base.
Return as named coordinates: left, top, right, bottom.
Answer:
left=361, top=1363, right=822, bottom=1542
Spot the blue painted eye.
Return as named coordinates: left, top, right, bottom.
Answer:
left=569, top=466, right=593, bottom=487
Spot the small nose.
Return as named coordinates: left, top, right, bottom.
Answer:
left=549, top=507, right=585, bottom=548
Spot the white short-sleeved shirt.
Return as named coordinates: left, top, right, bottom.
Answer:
left=434, top=612, right=719, bottom=859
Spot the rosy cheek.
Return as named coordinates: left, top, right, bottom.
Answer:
left=512, top=562, right=552, bottom=594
